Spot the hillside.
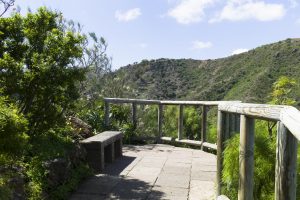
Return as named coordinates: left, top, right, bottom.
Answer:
left=113, top=38, right=300, bottom=103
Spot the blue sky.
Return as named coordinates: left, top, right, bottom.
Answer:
left=7, top=0, right=300, bottom=69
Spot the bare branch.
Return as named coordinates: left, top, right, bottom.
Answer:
left=0, top=0, right=15, bottom=17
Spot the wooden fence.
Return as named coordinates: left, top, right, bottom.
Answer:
left=104, top=98, right=240, bottom=150
left=218, top=102, right=300, bottom=200
left=104, top=98, right=300, bottom=200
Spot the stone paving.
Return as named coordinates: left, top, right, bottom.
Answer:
left=70, top=144, right=217, bottom=200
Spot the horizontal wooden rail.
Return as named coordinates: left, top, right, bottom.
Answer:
left=219, top=103, right=300, bottom=140
left=218, top=102, right=285, bottom=121
left=104, top=98, right=160, bottom=104
left=280, top=106, right=300, bottom=141
left=104, top=97, right=241, bottom=106
left=160, top=137, right=217, bottom=150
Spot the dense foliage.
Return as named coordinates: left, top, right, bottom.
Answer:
left=0, top=8, right=86, bottom=135
left=0, top=8, right=97, bottom=199
left=0, top=96, right=28, bottom=157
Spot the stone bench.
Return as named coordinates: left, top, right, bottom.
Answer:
left=80, top=131, right=123, bottom=172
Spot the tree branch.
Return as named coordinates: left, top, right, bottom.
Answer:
left=0, top=0, right=15, bottom=17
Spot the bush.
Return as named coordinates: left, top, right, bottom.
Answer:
left=222, top=121, right=276, bottom=199
left=0, top=96, right=28, bottom=157
left=25, top=127, right=91, bottom=200
left=162, top=106, right=178, bottom=138
left=75, top=98, right=106, bottom=133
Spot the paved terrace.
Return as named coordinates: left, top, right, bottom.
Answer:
left=70, top=144, right=216, bottom=200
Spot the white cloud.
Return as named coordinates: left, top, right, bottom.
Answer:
left=115, top=8, right=141, bottom=22
left=296, top=18, right=300, bottom=24
left=210, top=0, right=285, bottom=23
left=168, top=0, right=216, bottom=24
left=231, top=48, right=249, bottom=55
left=192, top=41, right=212, bottom=50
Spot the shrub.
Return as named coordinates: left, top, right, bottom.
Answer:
left=0, top=96, right=28, bottom=157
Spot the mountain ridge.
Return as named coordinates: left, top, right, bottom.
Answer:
left=112, top=38, right=300, bottom=103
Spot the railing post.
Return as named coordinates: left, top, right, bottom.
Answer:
left=132, top=103, right=137, bottom=129
left=229, top=113, right=235, bottom=136
left=238, top=115, right=255, bottom=200
left=201, top=105, right=207, bottom=150
left=275, top=122, right=298, bottom=200
left=158, top=104, right=163, bottom=140
left=217, top=111, right=230, bottom=196
left=104, top=101, right=110, bottom=127
left=178, top=105, right=184, bottom=140
left=235, top=114, right=240, bottom=133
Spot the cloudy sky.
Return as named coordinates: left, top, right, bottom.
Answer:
left=8, top=0, right=300, bottom=69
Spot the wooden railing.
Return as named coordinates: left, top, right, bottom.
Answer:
left=217, top=102, right=300, bottom=200
left=104, top=98, right=300, bottom=200
left=104, top=98, right=240, bottom=150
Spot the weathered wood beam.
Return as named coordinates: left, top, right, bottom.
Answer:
left=104, top=101, right=110, bottom=127
left=217, top=111, right=230, bottom=196
left=201, top=105, right=207, bottom=150
left=158, top=104, right=163, bottom=140
left=280, top=106, right=300, bottom=141
left=275, top=122, right=298, bottom=200
left=238, top=115, right=255, bottom=200
left=161, top=100, right=241, bottom=106
left=178, top=105, right=184, bottom=140
left=160, top=137, right=217, bottom=151
left=104, top=97, right=241, bottom=106
left=229, top=113, right=235, bottom=136
left=235, top=114, right=240, bottom=133
left=132, top=103, right=137, bottom=128
left=219, top=103, right=284, bottom=121
left=104, top=98, right=160, bottom=104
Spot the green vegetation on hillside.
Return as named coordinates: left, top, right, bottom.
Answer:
left=113, top=38, right=300, bottom=104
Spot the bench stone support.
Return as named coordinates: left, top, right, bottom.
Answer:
left=80, top=131, right=123, bottom=172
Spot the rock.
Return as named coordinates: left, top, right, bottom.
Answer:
left=43, top=144, right=88, bottom=189
left=9, top=175, right=25, bottom=200
left=43, top=158, right=71, bottom=188
left=69, top=116, right=93, bottom=139
left=69, top=143, right=87, bottom=167
left=0, top=165, right=26, bottom=200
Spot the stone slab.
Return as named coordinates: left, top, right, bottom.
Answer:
left=189, top=180, right=215, bottom=200
left=108, top=177, right=152, bottom=199
left=74, top=174, right=120, bottom=195
left=70, top=144, right=217, bottom=200
left=191, top=171, right=216, bottom=181
left=148, top=186, right=189, bottom=200
left=155, top=173, right=190, bottom=189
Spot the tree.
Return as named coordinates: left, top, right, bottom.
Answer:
left=0, top=7, right=86, bottom=135
left=78, top=32, right=113, bottom=100
left=270, top=76, right=297, bottom=106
